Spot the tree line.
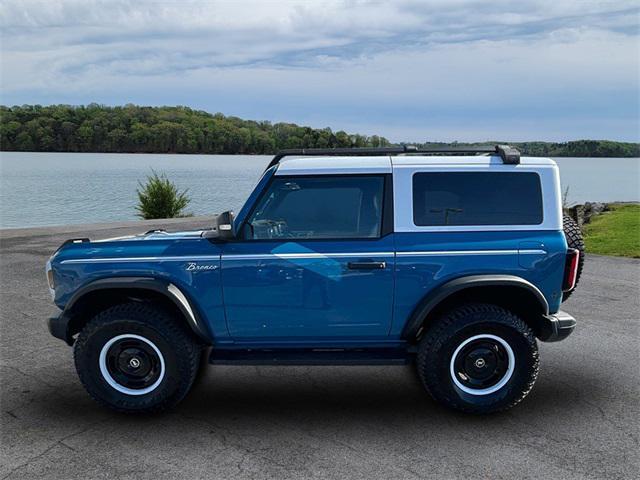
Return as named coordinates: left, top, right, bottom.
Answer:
left=0, top=104, right=390, bottom=154
left=1, top=104, right=638, bottom=157
left=413, top=141, right=640, bottom=158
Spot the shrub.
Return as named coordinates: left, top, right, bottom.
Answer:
left=136, top=170, right=191, bottom=219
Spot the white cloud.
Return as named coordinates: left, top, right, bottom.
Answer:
left=1, top=0, right=638, bottom=141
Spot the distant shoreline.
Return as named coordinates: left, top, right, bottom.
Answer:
left=2, top=105, right=639, bottom=158
left=1, top=150, right=639, bottom=159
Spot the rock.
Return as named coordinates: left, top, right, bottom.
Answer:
left=567, top=205, right=585, bottom=227
left=583, top=202, right=608, bottom=224
left=566, top=202, right=609, bottom=227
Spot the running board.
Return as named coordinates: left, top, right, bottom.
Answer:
left=209, top=348, right=412, bottom=366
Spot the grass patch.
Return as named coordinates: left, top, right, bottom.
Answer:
left=583, top=204, right=640, bottom=258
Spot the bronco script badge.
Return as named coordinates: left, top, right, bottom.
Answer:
left=186, top=262, right=217, bottom=271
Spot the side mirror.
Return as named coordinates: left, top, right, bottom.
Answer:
left=217, top=210, right=235, bottom=240
left=203, top=210, right=235, bottom=240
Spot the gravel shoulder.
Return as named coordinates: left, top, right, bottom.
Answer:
left=1, top=219, right=638, bottom=480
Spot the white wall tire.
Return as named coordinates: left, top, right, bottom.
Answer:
left=74, top=302, right=201, bottom=413
left=416, top=303, right=539, bottom=414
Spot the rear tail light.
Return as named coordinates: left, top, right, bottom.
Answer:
left=562, top=248, right=580, bottom=292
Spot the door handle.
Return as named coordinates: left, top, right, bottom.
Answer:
left=347, top=261, right=386, bottom=270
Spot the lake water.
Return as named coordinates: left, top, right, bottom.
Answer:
left=1, top=152, right=639, bottom=229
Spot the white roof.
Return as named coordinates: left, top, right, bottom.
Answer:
left=275, top=155, right=392, bottom=175
left=391, top=155, right=557, bottom=166
left=275, top=155, right=556, bottom=175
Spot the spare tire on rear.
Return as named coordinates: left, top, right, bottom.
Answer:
left=562, top=214, right=585, bottom=301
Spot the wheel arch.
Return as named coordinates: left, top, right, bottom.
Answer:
left=62, top=277, right=212, bottom=344
left=402, top=275, right=550, bottom=342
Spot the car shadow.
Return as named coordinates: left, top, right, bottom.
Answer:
left=11, top=361, right=598, bottom=440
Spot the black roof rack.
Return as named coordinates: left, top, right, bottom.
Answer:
left=265, top=144, right=520, bottom=171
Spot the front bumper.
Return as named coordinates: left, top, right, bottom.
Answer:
left=48, top=311, right=73, bottom=346
left=538, top=310, right=576, bottom=342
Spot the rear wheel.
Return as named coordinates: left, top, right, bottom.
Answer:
left=416, top=303, right=539, bottom=414
left=74, top=302, right=201, bottom=413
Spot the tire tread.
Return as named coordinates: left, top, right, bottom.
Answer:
left=417, top=303, right=539, bottom=414
left=562, top=214, right=585, bottom=301
left=74, top=302, right=200, bottom=414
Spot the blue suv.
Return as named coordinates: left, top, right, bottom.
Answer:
left=46, top=145, right=584, bottom=414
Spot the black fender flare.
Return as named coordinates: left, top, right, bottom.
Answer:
left=401, top=274, right=550, bottom=340
left=63, top=276, right=213, bottom=343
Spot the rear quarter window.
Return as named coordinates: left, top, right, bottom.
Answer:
left=412, top=172, right=543, bottom=226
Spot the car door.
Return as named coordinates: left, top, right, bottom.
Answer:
left=221, top=174, right=395, bottom=341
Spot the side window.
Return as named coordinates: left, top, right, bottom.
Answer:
left=412, top=172, right=543, bottom=226
left=244, top=176, right=385, bottom=239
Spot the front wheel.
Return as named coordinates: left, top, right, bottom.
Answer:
left=416, top=303, right=539, bottom=414
left=74, top=302, right=201, bottom=413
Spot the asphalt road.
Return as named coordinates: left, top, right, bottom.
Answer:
left=1, top=219, right=638, bottom=480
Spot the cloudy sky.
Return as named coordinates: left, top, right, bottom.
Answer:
left=1, top=0, right=638, bottom=142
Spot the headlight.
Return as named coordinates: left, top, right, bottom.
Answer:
left=45, top=260, right=55, bottom=299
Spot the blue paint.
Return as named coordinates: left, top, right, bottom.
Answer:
left=220, top=237, right=395, bottom=341
left=50, top=228, right=566, bottom=347
left=48, top=161, right=570, bottom=349
left=391, top=231, right=566, bottom=336
left=53, top=236, right=227, bottom=341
